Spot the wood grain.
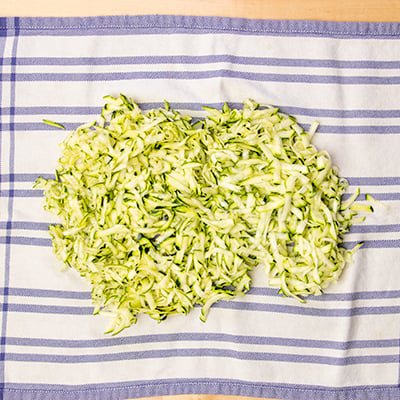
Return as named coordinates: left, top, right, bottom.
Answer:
left=2, top=1, right=399, bottom=400
left=1, top=0, right=400, bottom=21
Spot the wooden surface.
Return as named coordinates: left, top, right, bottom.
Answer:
left=1, top=1, right=399, bottom=400
left=0, top=0, right=399, bottom=21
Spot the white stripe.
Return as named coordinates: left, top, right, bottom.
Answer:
left=5, top=356, right=397, bottom=387
left=14, top=63, right=400, bottom=78
left=15, top=79, right=400, bottom=111
left=17, top=34, right=400, bottom=61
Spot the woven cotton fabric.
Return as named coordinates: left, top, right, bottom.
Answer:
left=0, top=15, right=400, bottom=400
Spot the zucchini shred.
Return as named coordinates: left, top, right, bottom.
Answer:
left=35, top=95, right=367, bottom=334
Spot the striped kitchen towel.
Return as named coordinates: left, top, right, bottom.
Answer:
left=0, top=15, right=400, bottom=400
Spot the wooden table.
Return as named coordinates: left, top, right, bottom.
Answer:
left=1, top=1, right=399, bottom=400
left=0, top=0, right=399, bottom=21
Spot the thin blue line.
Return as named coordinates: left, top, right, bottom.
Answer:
left=2, top=70, right=400, bottom=84
left=5, top=286, right=400, bottom=302
left=7, top=288, right=90, bottom=299
left=5, top=219, right=393, bottom=233
left=3, top=55, right=400, bottom=69
left=398, top=332, right=400, bottom=390
left=2, top=104, right=400, bottom=118
left=4, top=347, right=399, bottom=366
left=342, top=192, right=400, bottom=201
left=347, top=176, right=400, bottom=186
left=0, top=221, right=52, bottom=230
left=6, top=303, right=93, bottom=315
left=3, top=299, right=400, bottom=318
left=0, top=173, right=54, bottom=182
left=213, top=301, right=400, bottom=317
left=0, top=237, right=52, bottom=246
left=0, top=17, right=19, bottom=397
left=342, top=239, right=400, bottom=249
left=17, top=190, right=400, bottom=199
left=3, top=188, right=400, bottom=199
left=0, top=189, right=43, bottom=197
left=0, top=18, right=5, bottom=400
left=0, top=36, right=3, bottom=189
left=2, top=173, right=400, bottom=185
left=8, top=120, right=400, bottom=134
left=248, top=287, right=400, bottom=301
left=4, top=332, right=399, bottom=351
left=0, top=237, right=51, bottom=246
left=349, top=224, right=400, bottom=234
left=0, top=237, right=398, bottom=249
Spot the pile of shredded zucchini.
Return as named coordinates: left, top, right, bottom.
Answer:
left=35, top=95, right=367, bottom=334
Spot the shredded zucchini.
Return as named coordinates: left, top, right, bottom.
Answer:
left=366, top=193, right=389, bottom=210
left=43, top=119, right=66, bottom=130
left=35, top=95, right=369, bottom=334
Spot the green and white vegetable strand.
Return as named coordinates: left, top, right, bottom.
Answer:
left=35, top=95, right=370, bottom=334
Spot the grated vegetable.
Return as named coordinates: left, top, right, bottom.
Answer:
left=35, top=95, right=368, bottom=334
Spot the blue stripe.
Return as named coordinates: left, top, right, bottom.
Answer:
left=0, top=17, right=19, bottom=397
left=23, top=219, right=384, bottom=236
left=0, top=173, right=54, bottom=182
left=11, top=122, right=76, bottom=131
left=0, top=28, right=4, bottom=186
left=0, top=105, right=100, bottom=115
left=6, top=189, right=400, bottom=201
left=2, top=104, right=400, bottom=118
left=398, top=334, right=400, bottom=387
left=0, top=237, right=398, bottom=249
left=2, top=70, right=400, bottom=84
left=0, top=221, right=398, bottom=243
left=0, top=190, right=43, bottom=198
left=311, top=289, right=400, bottom=302
left=0, top=20, right=6, bottom=400
left=215, top=300, right=400, bottom=317
left=347, top=176, right=400, bottom=185
left=4, top=347, right=398, bottom=366
left=2, top=378, right=399, bottom=400
left=4, top=299, right=400, bottom=318
left=317, top=125, right=400, bottom=134
left=343, top=240, right=400, bottom=249
left=36, top=189, right=400, bottom=199
left=2, top=378, right=398, bottom=393
left=6, top=303, right=93, bottom=315
left=349, top=224, right=400, bottom=234
left=5, top=332, right=398, bottom=351
left=1, top=15, right=400, bottom=38
left=7, top=288, right=90, bottom=299
left=0, top=221, right=51, bottom=230
left=282, top=106, right=400, bottom=119
left=3, top=189, right=400, bottom=200
left=9, top=120, right=400, bottom=134
left=7, top=286, right=400, bottom=303
left=0, top=237, right=52, bottom=247
left=3, top=173, right=400, bottom=186
left=341, top=192, right=400, bottom=201
left=249, top=287, right=400, bottom=301
left=3, top=55, right=400, bottom=69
